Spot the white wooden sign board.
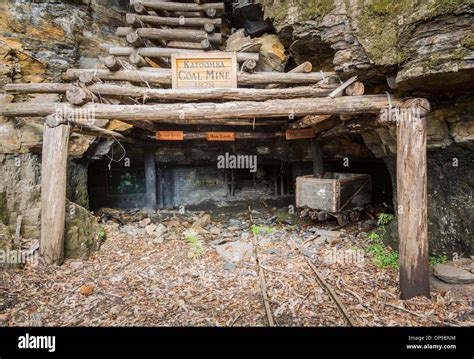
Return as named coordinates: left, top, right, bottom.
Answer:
left=171, top=52, right=238, bottom=90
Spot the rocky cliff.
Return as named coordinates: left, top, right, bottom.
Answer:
left=0, top=0, right=124, bottom=257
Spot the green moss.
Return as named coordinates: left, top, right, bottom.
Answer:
left=264, top=0, right=334, bottom=23
left=356, top=0, right=468, bottom=66
left=0, top=192, right=5, bottom=224
left=462, top=33, right=474, bottom=50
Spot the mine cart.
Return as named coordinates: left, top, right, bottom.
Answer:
left=296, top=173, right=372, bottom=226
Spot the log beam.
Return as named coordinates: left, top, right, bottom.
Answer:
left=117, top=27, right=222, bottom=45
left=5, top=82, right=338, bottom=101
left=109, top=47, right=258, bottom=62
left=126, top=13, right=222, bottom=28
left=0, top=95, right=405, bottom=121
left=64, top=69, right=335, bottom=86
left=136, top=1, right=224, bottom=12
left=397, top=98, right=431, bottom=300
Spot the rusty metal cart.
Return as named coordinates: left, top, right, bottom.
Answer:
left=296, top=173, right=372, bottom=226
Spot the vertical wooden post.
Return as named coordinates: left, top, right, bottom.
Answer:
left=40, top=116, right=69, bottom=265
left=144, top=146, right=157, bottom=210
left=397, top=99, right=430, bottom=299
left=311, top=138, right=324, bottom=177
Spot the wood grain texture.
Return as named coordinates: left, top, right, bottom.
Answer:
left=40, top=120, right=69, bottom=265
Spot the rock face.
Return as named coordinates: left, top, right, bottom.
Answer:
left=0, top=152, right=103, bottom=260
left=0, top=0, right=125, bottom=256
left=260, top=0, right=474, bottom=89
left=64, top=200, right=105, bottom=259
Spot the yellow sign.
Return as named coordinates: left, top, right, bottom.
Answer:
left=171, top=52, right=238, bottom=90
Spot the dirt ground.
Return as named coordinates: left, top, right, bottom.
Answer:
left=1, top=209, right=472, bottom=327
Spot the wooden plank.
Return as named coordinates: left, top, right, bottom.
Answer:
left=171, top=52, right=237, bottom=89
left=144, top=147, right=157, bottom=210
left=207, top=132, right=235, bottom=141
left=156, top=131, right=184, bottom=140
left=328, top=75, right=358, bottom=98
left=285, top=128, right=316, bottom=140
left=397, top=99, right=430, bottom=299
left=311, top=138, right=324, bottom=177
left=40, top=118, right=69, bottom=265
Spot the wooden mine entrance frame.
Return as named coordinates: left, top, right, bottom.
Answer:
left=0, top=95, right=431, bottom=300
left=0, top=0, right=431, bottom=300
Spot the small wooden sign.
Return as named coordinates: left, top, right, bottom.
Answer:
left=171, top=52, right=238, bottom=90
left=285, top=128, right=316, bottom=140
left=156, top=131, right=184, bottom=141
left=207, top=132, right=235, bottom=141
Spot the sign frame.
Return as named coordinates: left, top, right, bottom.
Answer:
left=206, top=132, right=236, bottom=141
left=156, top=131, right=184, bottom=141
left=285, top=129, right=316, bottom=140
left=171, top=52, right=238, bottom=90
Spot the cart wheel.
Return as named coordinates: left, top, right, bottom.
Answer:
left=337, top=212, right=349, bottom=226
left=349, top=210, right=360, bottom=223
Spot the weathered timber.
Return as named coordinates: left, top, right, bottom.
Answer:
left=144, top=147, right=157, bottom=210
left=238, top=71, right=334, bottom=85
left=205, top=8, right=217, bottom=18
left=203, top=23, right=215, bottom=33
left=397, top=98, right=431, bottom=300
left=116, top=27, right=222, bottom=45
left=109, top=47, right=258, bottom=62
left=126, top=13, right=222, bottom=27
left=104, top=56, right=122, bottom=71
left=166, top=40, right=212, bottom=51
left=265, top=61, right=313, bottom=89
left=40, top=117, right=69, bottom=265
left=66, top=69, right=171, bottom=85
left=64, top=69, right=335, bottom=86
left=78, top=71, right=97, bottom=85
left=136, top=1, right=224, bottom=12
left=311, top=138, right=324, bottom=177
left=0, top=95, right=406, bottom=121
left=126, top=31, right=147, bottom=47
left=241, top=59, right=257, bottom=72
left=345, top=81, right=365, bottom=96
left=71, top=122, right=136, bottom=143
left=289, top=115, right=332, bottom=129
left=129, top=53, right=148, bottom=67
left=65, top=86, right=92, bottom=105
left=3, top=82, right=339, bottom=102
left=4, top=83, right=72, bottom=93
left=328, top=75, right=358, bottom=98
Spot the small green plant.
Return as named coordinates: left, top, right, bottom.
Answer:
left=250, top=225, right=275, bottom=235
left=185, top=234, right=204, bottom=260
left=97, top=229, right=106, bottom=241
left=429, top=253, right=448, bottom=266
left=366, top=213, right=399, bottom=269
left=377, top=213, right=395, bottom=226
